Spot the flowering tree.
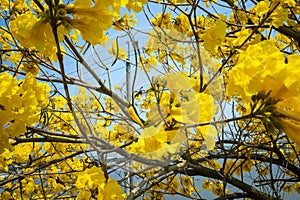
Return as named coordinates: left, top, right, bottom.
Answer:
left=1, top=0, right=300, bottom=199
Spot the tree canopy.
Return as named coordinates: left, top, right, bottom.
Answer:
left=1, top=0, right=300, bottom=199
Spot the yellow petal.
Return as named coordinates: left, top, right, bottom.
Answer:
left=202, top=19, right=226, bottom=52
left=280, top=119, right=300, bottom=147
left=103, top=178, right=123, bottom=200
left=128, top=106, right=144, bottom=127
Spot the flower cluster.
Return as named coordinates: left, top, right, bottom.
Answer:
left=127, top=72, right=218, bottom=159
left=9, top=0, right=148, bottom=59
left=0, top=73, right=50, bottom=152
left=76, top=166, right=124, bottom=199
left=227, top=40, right=300, bottom=146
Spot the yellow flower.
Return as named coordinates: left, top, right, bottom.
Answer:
left=0, top=0, right=10, bottom=11
left=211, top=180, right=230, bottom=196
left=127, top=122, right=181, bottom=159
left=180, top=186, right=196, bottom=196
left=166, top=72, right=218, bottom=125
left=146, top=92, right=169, bottom=125
left=197, top=125, right=218, bottom=150
left=145, top=72, right=218, bottom=150
left=202, top=179, right=212, bottom=190
left=70, top=0, right=114, bottom=45
left=13, top=143, right=32, bottom=163
left=113, top=13, right=137, bottom=30
left=166, top=176, right=179, bottom=194
left=166, top=129, right=186, bottom=144
left=293, top=182, right=300, bottom=194
left=109, top=40, right=127, bottom=60
left=0, top=134, right=10, bottom=153
left=10, top=10, right=69, bottom=59
left=76, top=166, right=106, bottom=190
left=0, top=73, right=50, bottom=153
left=138, top=124, right=167, bottom=153
left=226, top=40, right=285, bottom=103
left=282, top=184, right=293, bottom=194
left=77, top=190, right=92, bottom=200
left=227, top=40, right=300, bottom=146
left=174, top=13, right=190, bottom=34
left=20, top=62, right=40, bottom=76
left=180, top=176, right=193, bottom=188
left=224, top=160, right=241, bottom=176
left=29, top=20, right=59, bottom=58
left=279, top=119, right=300, bottom=147
left=126, top=0, right=145, bottom=12
left=142, top=55, right=158, bottom=72
left=98, top=178, right=123, bottom=200
left=128, top=106, right=144, bottom=127
left=0, top=191, right=12, bottom=199
left=10, top=12, right=38, bottom=48
left=284, top=0, right=296, bottom=6
left=150, top=13, right=173, bottom=28
left=241, top=159, right=255, bottom=172
left=202, top=19, right=226, bottom=52
left=254, top=0, right=270, bottom=17
left=270, top=5, right=288, bottom=28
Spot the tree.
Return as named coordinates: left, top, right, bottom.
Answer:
left=1, top=0, right=300, bottom=199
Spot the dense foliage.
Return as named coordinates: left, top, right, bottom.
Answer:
left=1, top=0, right=300, bottom=199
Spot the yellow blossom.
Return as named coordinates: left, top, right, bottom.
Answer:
left=128, top=105, right=144, bottom=127
left=0, top=73, right=50, bottom=153
left=202, top=19, right=226, bottom=52
left=20, top=62, right=40, bottom=75
left=202, top=179, right=212, bottom=190
left=174, top=13, right=190, bottom=34
left=10, top=10, right=69, bottom=59
left=109, top=40, right=127, bottom=60
left=10, top=11, right=39, bottom=48
left=151, top=13, right=173, bottom=28
left=293, top=182, right=300, bottom=194
left=98, top=178, right=123, bottom=200
left=76, top=166, right=105, bottom=190
left=279, top=119, right=300, bottom=147
left=227, top=40, right=300, bottom=146
left=113, top=13, right=137, bottom=30
left=70, top=0, right=114, bottom=45
left=211, top=180, right=230, bottom=196
left=126, top=0, right=147, bottom=12
left=270, top=5, right=288, bottom=28
left=254, top=0, right=270, bottom=17
left=181, top=176, right=194, bottom=188
left=132, top=124, right=167, bottom=153
left=282, top=184, right=293, bottom=194
left=166, top=176, right=179, bottom=194
left=77, top=190, right=92, bottom=200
